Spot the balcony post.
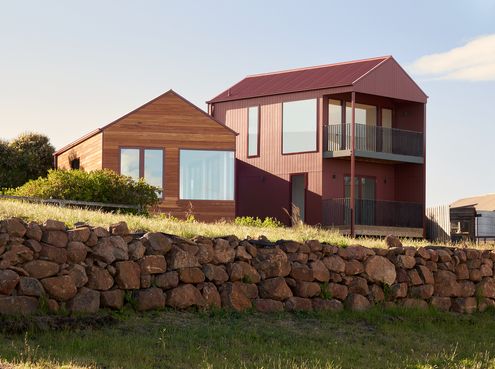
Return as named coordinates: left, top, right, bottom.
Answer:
left=350, top=91, right=356, bottom=237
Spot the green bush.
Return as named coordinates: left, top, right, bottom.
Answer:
left=8, top=169, right=160, bottom=210
left=234, top=216, right=284, bottom=228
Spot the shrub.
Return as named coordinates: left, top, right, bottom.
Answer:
left=0, top=132, right=55, bottom=189
left=8, top=169, right=159, bottom=210
left=234, top=216, right=284, bottom=228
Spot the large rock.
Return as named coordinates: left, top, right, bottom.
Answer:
left=327, top=283, right=348, bottom=300
left=166, top=246, right=200, bottom=270
left=67, top=227, right=91, bottom=243
left=397, top=255, right=416, bottom=269
left=285, top=297, right=312, bottom=311
left=67, top=264, right=88, bottom=288
left=199, top=282, right=221, bottom=308
left=25, top=222, right=42, bottom=241
left=452, top=297, right=477, bottom=314
left=41, top=275, right=77, bottom=301
left=41, top=230, right=68, bottom=248
left=220, top=282, right=252, bottom=311
left=109, top=221, right=129, bottom=236
left=344, top=260, right=364, bottom=275
left=478, top=278, right=495, bottom=299
left=338, top=245, right=374, bottom=260
left=128, top=240, right=146, bottom=261
left=310, top=260, right=330, bottom=282
left=39, top=244, right=67, bottom=264
left=179, top=267, right=205, bottom=284
left=86, top=266, right=114, bottom=291
left=323, top=255, right=346, bottom=273
left=203, top=264, right=229, bottom=284
left=136, top=287, right=165, bottom=311
left=1, top=244, right=34, bottom=266
left=345, top=293, right=371, bottom=311
left=290, top=262, right=314, bottom=281
left=410, top=284, right=434, bottom=299
left=142, top=232, right=172, bottom=255
left=2, top=218, right=27, bottom=237
left=23, top=260, right=59, bottom=279
left=101, top=289, right=125, bottom=310
left=365, top=256, right=396, bottom=285
left=430, top=296, right=452, bottom=311
left=115, top=261, right=141, bottom=289
left=228, top=261, right=261, bottom=284
left=155, top=272, right=179, bottom=289
left=253, top=248, right=291, bottom=279
left=294, top=281, right=320, bottom=298
left=402, top=298, right=428, bottom=310
left=385, top=235, right=402, bottom=248
left=43, top=219, right=66, bottom=231
left=213, top=238, right=236, bottom=264
left=139, top=255, right=166, bottom=274
left=67, top=242, right=88, bottom=263
left=92, top=237, right=129, bottom=264
left=0, top=269, right=20, bottom=295
left=67, top=288, right=100, bottom=313
left=417, top=265, right=434, bottom=284
left=434, top=270, right=461, bottom=297
left=0, top=296, right=38, bottom=315
left=197, top=243, right=215, bottom=264
left=167, top=284, right=205, bottom=309
left=312, top=298, right=343, bottom=312
left=259, top=277, right=292, bottom=301
left=18, top=277, right=44, bottom=297
left=254, top=298, right=284, bottom=313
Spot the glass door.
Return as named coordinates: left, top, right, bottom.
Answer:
left=291, top=174, right=306, bottom=224
left=344, top=176, right=376, bottom=225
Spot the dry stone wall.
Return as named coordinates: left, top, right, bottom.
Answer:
left=1, top=217, right=494, bottom=315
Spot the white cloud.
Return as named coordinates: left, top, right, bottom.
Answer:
left=410, top=34, right=495, bottom=81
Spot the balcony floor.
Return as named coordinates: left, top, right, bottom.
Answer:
left=324, top=149, right=424, bottom=164
left=327, top=224, right=424, bottom=238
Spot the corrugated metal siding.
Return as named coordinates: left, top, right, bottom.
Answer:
left=426, top=205, right=450, bottom=242
left=476, top=211, right=495, bottom=238
left=354, top=58, right=428, bottom=103
left=210, top=58, right=388, bottom=103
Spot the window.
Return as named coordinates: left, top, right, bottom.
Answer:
left=282, top=99, right=317, bottom=154
left=120, top=148, right=164, bottom=195
left=120, top=148, right=140, bottom=180
left=381, top=108, right=392, bottom=128
left=248, top=106, right=259, bottom=157
left=70, top=158, right=80, bottom=170
left=346, top=103, right=377, bottom=125
left=180, top=150, right=234, bottom=200
left=328, top=99, right=343, bottom=124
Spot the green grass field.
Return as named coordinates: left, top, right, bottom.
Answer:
left=1, top=308, right=495, bottom=369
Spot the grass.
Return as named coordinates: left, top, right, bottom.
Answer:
left=1, top=308, right=495, bottom=369
left=0, top=199, right=434, bottom=249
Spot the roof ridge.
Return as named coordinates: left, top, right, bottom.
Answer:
left=245, top=56, right=391, bottom=78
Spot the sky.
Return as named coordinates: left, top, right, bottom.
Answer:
left=0, top=0, right=494, bottom=207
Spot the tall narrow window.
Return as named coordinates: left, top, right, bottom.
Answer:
left=247, top=106, right=259, bottom=157
left=120, top=148, right=140, bottom=180
left=328, top=99, right=343, bottom=125
left=381, top=108, right=393, bottom=153
left=282, top=99, right=317, bottom=154
left=180, top=150, right=234, bottom=200
left=144, top=149, right=164, bottom=194
left=328, top=99, right=344, bottom=150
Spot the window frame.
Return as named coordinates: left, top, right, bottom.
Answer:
left=247, top=105, right=261, bottom=158
left=281, top=99, right=319, bottom=156
left=178, top=148, right=235, bottom=201
left=118, top=146, right=165, bottom=199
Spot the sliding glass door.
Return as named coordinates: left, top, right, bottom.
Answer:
left=344, top=176, right=376, bottom=225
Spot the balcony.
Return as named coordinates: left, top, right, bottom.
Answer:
left=322, top=198, right=424, bottom=237
left=324, top=123, right=424, bottom=164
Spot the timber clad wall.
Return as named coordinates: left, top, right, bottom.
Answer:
left=56, top=132, right=102, bottom=171
left=55, top=91, right=236, bottom=222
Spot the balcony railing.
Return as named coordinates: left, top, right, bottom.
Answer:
left=326, top=123, right=423, bottom=158
left=322, top=198, right=423, bottom=228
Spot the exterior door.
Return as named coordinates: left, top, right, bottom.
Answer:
left=291, top=174, right=306, bottom=224
left=344, top=176, right=376, bottom=225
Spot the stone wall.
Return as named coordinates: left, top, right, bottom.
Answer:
left=1, top=217, right=494, bottom=315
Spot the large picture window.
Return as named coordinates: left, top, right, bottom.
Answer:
left=120, top=148, right=164, bottom=195
left=282, top=99, right=317, bottom=154
left=248, top=106, right=259, bottom=157
left=180, top=150, right=234, bottom=200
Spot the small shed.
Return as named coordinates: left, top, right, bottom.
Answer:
left=450, top=194, right=495, bottom=242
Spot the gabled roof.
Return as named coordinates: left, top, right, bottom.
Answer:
left=451, top=194, right=495, bottom=212
left=55, top=89, right=237, bottom=156
left=208, top=56, right=427, bottom=103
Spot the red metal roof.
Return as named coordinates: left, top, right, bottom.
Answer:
left=208, top=56, right=391, bottom=103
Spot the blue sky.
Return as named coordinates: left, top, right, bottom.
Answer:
left=1, top=0, right=494, bottom=206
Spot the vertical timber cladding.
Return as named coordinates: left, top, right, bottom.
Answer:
left=101, top=91, right=237, bottom=221
left=56, top=132, right=103, bottom=171
left=212, top=89, right=350, bottom=225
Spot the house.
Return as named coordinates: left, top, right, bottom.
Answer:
left=54, top=90, right=237, bottom=222
left=450, top=194, right=495, bottom=242
left=208, top=56, right=427, bottom=237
